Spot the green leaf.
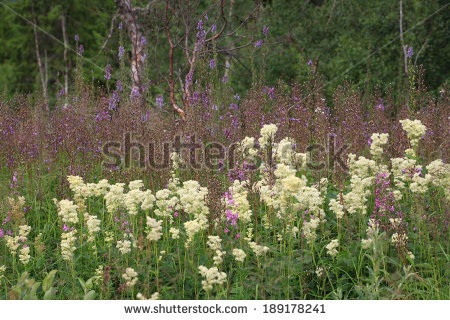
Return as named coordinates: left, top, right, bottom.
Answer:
left=42, top=270, right=58, bottom=292
left=84, top=290, right=97, bottom=300
left=43, top=287, right=57, bottom=300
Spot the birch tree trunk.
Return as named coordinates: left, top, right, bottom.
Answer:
left=31, top=2, right=48, bottom=109
left=115, top=0, right=145, bottom=104
left=61, top=13, right=69, bottom=106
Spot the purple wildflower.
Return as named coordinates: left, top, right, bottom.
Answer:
left=262, top=25, right=269, bottom=36
left=74, top=34, right=79, bottom=41
left=406, top=46, right=413, bottom=58
left=375, top=102, right=385, bottom=111
left=116, top=80, right=123, bottom=92
left=109, top=91, right=120, bottom=110
left=78, top=44, right=84, bottom=55
left=222, top=75, right=228, bottom=83
left=209, top=59, right=216, bottom=69
left=254, top=40, right=263, bottom=48
left=118, top=46, right=125, bottom=58
left=104, top=64, right=112, bottom=80
left=156, top=95, right=164, bottom=108
left=197, top=19, right=204, bottom=31
left=130, top=87, right=141, bottom=99
left=211, top=24, right=217, bottom=33
left=63, top=225, right=74, bottom=232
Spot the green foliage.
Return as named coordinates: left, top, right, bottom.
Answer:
left=10, top=270, right=58, bottom=300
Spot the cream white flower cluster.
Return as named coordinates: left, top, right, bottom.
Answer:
left=170, top=151, right=183, bottom=170
left=343, top=175, right=373, bottom=215
left=85, top=213, right=101, bottom=243
left=198, top=266, right=227, bottom=292
left=207, top=236, right=222, bottom=250
left=137, top=292, right=160, bottom=300
left=329, top=198, right=344, bottom=219
left=92, top=265, right=104, bottom=285
left=18, top=246, right=31, bottom=265
left=410, top=159, right=450, bottom=197
left=5, top=225, right=32, bottom=265
left=258, top=123, right=278, bottom=150
left=207, top=236, right=226, bottom=265
left=232, top=248, right=247, bottom=262
left=342, top=154, right=381, bottom=215
left=361, top=219, right=379, bottom=249
left=169, top=227, right=180, bottom=239
left=239, top=136, right=258, bottom=160
left=146, top=217, right=163, bottom=241
left=425, top=160, right=450, bottom=199
left=325, top=239, right=339, bottom=257
left=61, top=229, right=77, bottom=261
left=102, top=179, right=157, bottom=216
left=302, top=218, right=320, bottom=244
left=122, top=267, right=138, bottom=287
left=258, top=163, right=307, bottom=216
left=104, top=183, right=126, bottom=213
left=347, top=154, right=379, bottom=178
left=67, top=175, right=110, bottom=198
left=0, top=265, right=6, bottom=280
left=226, top=180, right=252, bottom=223
left=399, top=119, right=426, bottom=150
left=390, top=157, right=449, bottom=198
left=274, top=137, right=295, bottom=165
left=391, top=157, right=418, bottom=189
left=370, top=133, right=389, bottom=160
left=56, top=199, right=79, bottom=224
left=116, top=233, right=136, bottom=255
left=177, top=180, right=209, bottom=218
left=153, top=189, right=177, bottom=217
left=248, top=241, right=269, bottom=256
left=177, top=180, right=210, bottom=246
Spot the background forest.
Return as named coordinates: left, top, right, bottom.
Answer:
left=0, top=0, right=449, bottom=103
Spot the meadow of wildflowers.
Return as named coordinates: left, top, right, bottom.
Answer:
left=0, top=0, right=449, bottom=301
left=0, top=113, right=448, bottom=299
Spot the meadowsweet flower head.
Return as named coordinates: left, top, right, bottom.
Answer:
left=122, top=267, right=138, bottom=287
left=61, top=229, right=77, bottom=261
left=198, top=266, right=227, bottom=292
left=258, top=124, right=278, bottom=150
left=146, top=217, right=163, bottom=241
left=232, top=248, right=246, bottom=262
left=399, top=119, right=426, bottom=149
left=369, top=133, right=389, bottom=159
left=326, top=239, right=339, bottom=257
left=56, top=199, right=79, bottom=224
left=248, top=241, right=269, bottom=256
left=329, top=199, right=345, bottom=219
left=19, top=246, right=31, bottom=264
